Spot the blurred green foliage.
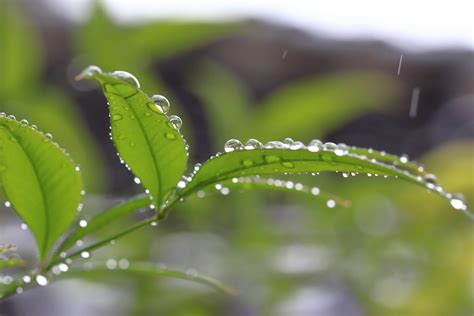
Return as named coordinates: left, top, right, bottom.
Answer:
left=0, top=1, right=472, bottom=315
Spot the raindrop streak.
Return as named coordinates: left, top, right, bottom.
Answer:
left=409, top=87, right=420, bottom=118
left=397, top=54, right=403, bottom=75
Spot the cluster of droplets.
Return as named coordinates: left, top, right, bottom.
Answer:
left=220, top=137, right=471, bottom=215
left=224, top=137, right=348, bottom=156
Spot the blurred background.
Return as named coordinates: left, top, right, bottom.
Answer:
left=0, top=0, right=473, bottom=315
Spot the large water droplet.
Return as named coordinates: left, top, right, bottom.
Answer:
left=424, top=173, right=437, bottom=184
left=81, top=251, right=90, bottom=259
left=150, top=95, right=170, bottom=114
left=168, top=115, right=182, bottom=130
left=334, top=143, right=348, bottom=156
left=244, top=139, right=263, bottom=150
left=110, top=71, right=140, bottom=88
left=308, top=139, right=323, bottom=152
left=79, top=220, right=88, bottom=228
left=400, top=154, right=409, bottom=163
left=224, top=139, right=243, bottom=152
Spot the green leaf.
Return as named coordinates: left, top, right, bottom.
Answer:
left=196, top=176, right=350, bottom=208
left=65, top=262, right=235, bottom=295
left=55, top=195, right=151, bottom=256
left=81, top=68, right=188, bottom=209
left=177, top=141, right=468, bottom=214
left=0, top=115, right=83, bottom=260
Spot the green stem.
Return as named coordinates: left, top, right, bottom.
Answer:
left=47, top=216, right=158, bottom=270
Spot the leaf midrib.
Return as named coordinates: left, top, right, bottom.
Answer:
left=121, top=91, right=163, bottom=205
left=182, top=151, right=414, bottom=197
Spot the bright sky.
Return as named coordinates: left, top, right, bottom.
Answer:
left=48, top=0, right=473, bottom=50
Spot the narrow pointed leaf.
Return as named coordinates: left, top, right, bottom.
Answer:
left=81, top=68, right=187, bottom=208
left=65, top=262, right=235, bottom=295
left=178, top=146, right=468, bottom=214
left=0, top=115, right=82, bottom=259
left=55, top=195, right=150, bottom=256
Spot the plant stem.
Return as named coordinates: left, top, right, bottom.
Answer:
left=47, top=216, right=158, bottom=270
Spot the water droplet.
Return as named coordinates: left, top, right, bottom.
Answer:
left=424, top=173, right=437, bottom=184
left=168, top=115, right=182, bottom=130
left=22, top=275, right=31, bottom=283
left=77, top=65, right=102, bottom=79
left=290, top=141, right=305, bottom=150
left=75, top=166, right=81, bottom=172
left=59, top=263, right=69, bottom=272
left=4, top=201, right=11, bottom=208
left=165, top=132, right=176, bottom=140
left=45, top=133, right=53, bottom=140
left=400, top=154, right=409, bottom=163
left=79, top=220, right=88, bottom=228
left=450, top=194, right=467, bottom=211
left=177, top=180, right=186, bottom=189
left=242, top=159, right=254, bottom=167
left=311, top=187, right=320, bottom=195
left=81, top=251, right=90, bottom=259
left=20, top=119, right=28, bottom=125
left=224, top=139, right=243, bottom=152
left=106, top=259, right=117, bottom=269
left=112, top=114, right=122, bottom=121
left=308, top=139, right=323, bottom=152
left=76, top=240, right=83, bottom=247
left=36, top=275, right=48, bottom=286
left=215, top=183, right=223, bottom=190
left=7, top=114, right=16, bottom=120
left=264, top=141, right=285, bottom=149
left=334, top=143, right=348, bottom=156
left=221, top=187, right=230, bottom=195
left=150, top=95, right=170, bottom=114
left=282, top=161, right=294, bottom=168
left=111, top=71, right=140, bottom=88
left=244, top=138, right=263, bottom=150
left=264, top=155, right=281, bottom=163
left=118, top=259, right=129, bottom=269
left=326, top=199, right=336, bottom=208
left=133, top=177, right=141, bottom=184
left=16, top=287, right=23, bottom=294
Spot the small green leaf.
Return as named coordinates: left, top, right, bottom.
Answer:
left=80, top=68, right=187, bottom=209
left=55, top=195, right=150, bottom=256
left=65, top=262, right=235, bottom=295
left=178, top=142, right=468, bottom=214
left=0, top=115, right=82, bottom=260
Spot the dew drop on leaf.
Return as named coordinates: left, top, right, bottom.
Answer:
left=168, top=115, right=182, bottom=130
left=165, top=132, right=176, bottom=140
left=224, top=139, right=243, bottom=152
left=264, top=155, right=281, bottom=163
left=242, top=159, right=254, bottom=167
left=150, top=95, right=170, bottom=114
left=112, top=114, right=122, bottom=121
left=110, top=71, right=140, bottom=88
